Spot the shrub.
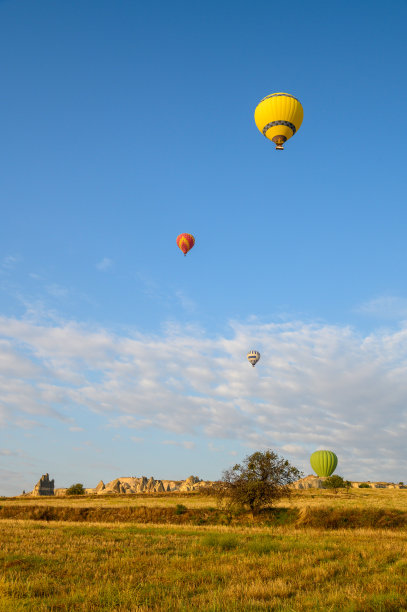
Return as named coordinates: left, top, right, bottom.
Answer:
left=175, top=504, right=187, bottom=515
left=324, top=475, right=351, bottom=491
left=359, top=483, right=371, bottom=488
left=66, top=483, right=85, bottom=496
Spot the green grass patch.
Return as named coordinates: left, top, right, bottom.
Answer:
left=201, top=533, right=240, bottom=550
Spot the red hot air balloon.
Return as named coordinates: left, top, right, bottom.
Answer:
left=176, top=233, right=195, bottom=256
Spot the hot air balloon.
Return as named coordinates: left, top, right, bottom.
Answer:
left=310, top=450, right=338, bottom=477
left=176, top=233, right=195, bottom=256
left=247, top=350, right=260, bottom=367
left=254, top=92, right=303, bottom=150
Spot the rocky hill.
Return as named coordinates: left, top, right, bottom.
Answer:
left=30, top=473, right=407, bottom=496
left=85, top=475, right=210, bottom=495
left=31, top=474, right=212, bottom=496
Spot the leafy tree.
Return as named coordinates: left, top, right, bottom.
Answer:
left=66, top=483, right=85, bottom=496
left=213, top=450, right=302, bottom=517
left=324, top=475, right=351, bottom=492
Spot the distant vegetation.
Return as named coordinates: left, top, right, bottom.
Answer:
left=66, top=483, right=85, bottom=496
left=323, top=475, right=351, bottom=491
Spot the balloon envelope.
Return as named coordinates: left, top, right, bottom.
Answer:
left=247, top=350, right=260, bottom=367
left=176, top=233, right=195, bottom=255
left=254, top=92, right=303, bottom=150
left=310, top=450, right=338, bottom=477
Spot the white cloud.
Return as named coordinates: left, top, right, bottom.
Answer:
left=161, top=440, right=195, bottom=450
left=1, top=313, right=407, bottom=481
left=175, top=290, right=197, bottom=313
left=356, top=296, right=407, bottom=320
left=2, top=255, right=20, bottom=269
left=46, top=284, right=69, bottom=298
left=96, top=258, right=113, bottom=271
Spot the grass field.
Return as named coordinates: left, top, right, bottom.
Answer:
left=1, top=489, right=407, bottom=610
left=3, top=487, right=407, bottom=510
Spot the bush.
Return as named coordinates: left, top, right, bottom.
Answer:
left=324, top=475, right=351, bottom=491
left=359, top=483, right=371, bottom=488
left=175, top=504, right=187, bottom=515
left=66, top=483, right=85, bottom=496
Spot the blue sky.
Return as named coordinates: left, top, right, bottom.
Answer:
left=1, top=0, right=407, bottom=495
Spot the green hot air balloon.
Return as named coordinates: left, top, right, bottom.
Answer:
left=310, top=450, right=338, bottom=477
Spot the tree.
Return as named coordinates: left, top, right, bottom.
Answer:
left=213, top=450, right=302, bottom=517
left=324, top=475, right=351, bottom=493
left=66, top=483, right=85, bottom=496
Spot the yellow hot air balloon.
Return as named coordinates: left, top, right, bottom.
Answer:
left=247, top=350, right=260, bottom=367
left=254, top=92, right=303, bottom=150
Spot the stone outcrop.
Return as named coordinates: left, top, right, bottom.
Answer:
left=293, top=475, right=407, bottom=490
left=95, top=480, right=105, bottom=493
left=30, top=472, right=407, bottom=496
left=89, top=475, right=209, bottom=495
left=32, top=473, right=54, bottom=496
left=292, top=475, right=328, bottom=489
left=54, top=488, right=67, bottom=496
left=350, top=481, right=407, bottom=489
left=179, top=475, right=202, bottom=492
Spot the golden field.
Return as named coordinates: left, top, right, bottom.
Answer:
left=1, top=489, right=407, bottom=610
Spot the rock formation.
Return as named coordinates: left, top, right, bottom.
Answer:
left=292, top=475, right=328, bottom=489
left=29, top=472, right=407, bottom=496
left=32, top=473, right=54, bottom=496
left=90, top=475, right=208, bottom=495
left=292, top=475, right=407, bottom=490
left=95, top=480, right=105, bottom=493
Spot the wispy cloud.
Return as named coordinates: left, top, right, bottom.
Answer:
left=356, top=296, right=407, bottom=320
left=46, top=284, right=69, bottom=298
left=2, top=255, right=20, bottom=270
left=96, top=258, right=113, bottom=271
left=1, top=312, right=407, bottom=481
left=175, top=290, right=197, bottom=313
left=161, top=440, right=195, bottom=450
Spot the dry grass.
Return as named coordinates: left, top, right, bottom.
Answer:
left=1, top=489, right=407, bottom=610
left=1, top=520, right=407, bottom=611
left=2, top=502, right=407, bottom=529
left=2, top=489, right=407, bottom=529
left=3, top=486, right=407, bottom=511
left=278, top=487, right=407, bottom=511
left=0, top=492, right=215, bottom=509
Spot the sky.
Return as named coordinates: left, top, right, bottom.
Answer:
left=1, top=0, right=407, bottom=495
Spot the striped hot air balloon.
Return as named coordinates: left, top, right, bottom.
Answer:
left=247, top=350, right=260, bottom=367
left=254, top=92, right=303, bottom=150
left=176, top=233, right=195, bottom=256
left=310, top=450, right=338, bottom=477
